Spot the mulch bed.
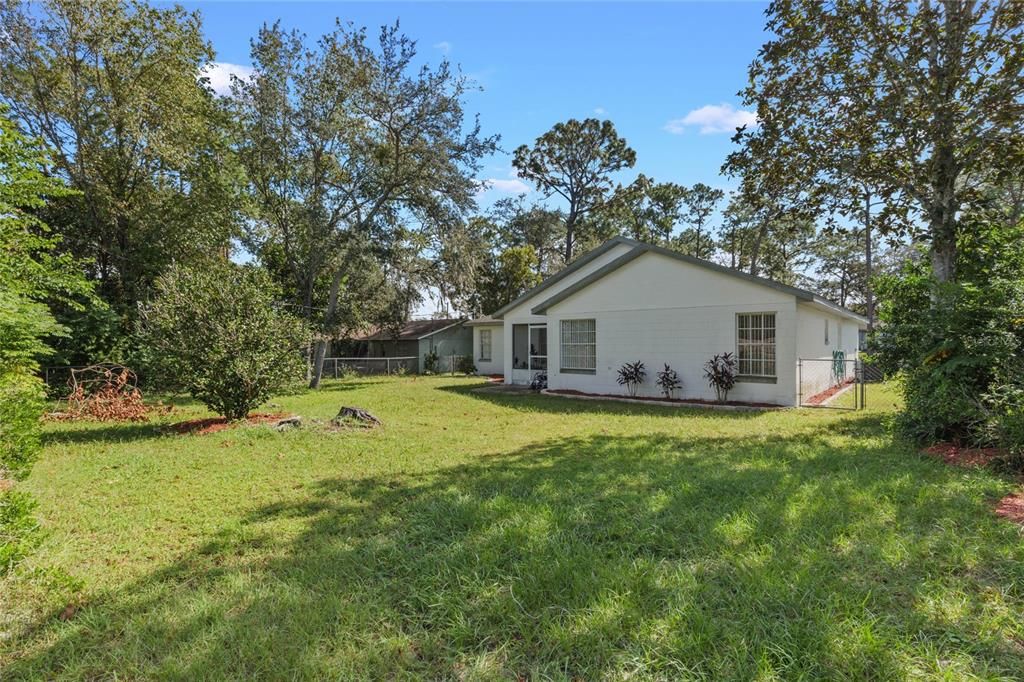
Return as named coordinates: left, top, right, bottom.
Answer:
left=547, top=389, right=780, bottom=409
left=922, top=442, right=1006, bottom=469
left=167, top=412, right=290, bottom=436
left=922, top=442, right=1024, bottom=528
left=995, top=492, right=1024, bottom=525
left=804, top=379, right=854, bottom=406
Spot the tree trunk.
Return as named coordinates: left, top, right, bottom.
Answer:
left=748, top=222, right=768, bottom=278
left=564, top=211, right=576, bottom=263
left=308, top=268, right=345, bottom=389
left=864, top=192, right=874, bottom=331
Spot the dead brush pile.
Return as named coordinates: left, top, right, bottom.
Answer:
left=58, top=365, right=149, bottom=422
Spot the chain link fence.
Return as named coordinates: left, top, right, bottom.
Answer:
left=798, top=357, right=864, bottom=410
left=321, top=356, right=418, bottom=377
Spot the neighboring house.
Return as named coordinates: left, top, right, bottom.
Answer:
left=351, top=318, right=472, bottom=373
left=468, top=236, right=866, bottom=406
left=466, top=316, right=504, bottom=375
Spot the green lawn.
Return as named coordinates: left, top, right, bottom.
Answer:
left=2, top=376, right=1023, bottom=680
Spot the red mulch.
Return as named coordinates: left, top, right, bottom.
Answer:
left=923, top=443, right=1006, bottom=468
left=804, top=379, right=854, bottom=406
left=995, top=492, right=1024, bottom=526
left=168, top=412, right=290, bottom=436
left=547, top=389, right=780, bottom=409
left=922, top=443, right=1024, bottom=528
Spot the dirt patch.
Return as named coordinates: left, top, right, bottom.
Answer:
left=547, top=389, right=780, bottom=409
left=804, top=380, right=854, bottom=406
left=923, top=443, right=1006, bottom=468
left=995, top=492, right=1024, bottom=526
left=168, top=412, right=290, bottom=436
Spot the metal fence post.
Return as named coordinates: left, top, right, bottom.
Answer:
left=797, top=359, right=802, bottom=407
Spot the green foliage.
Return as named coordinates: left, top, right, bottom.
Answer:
left=139, top=261, right=309, bottom=420
left=233, top=21, right=496, bottom=386
left=704, top=353, right=738, bottom=403
left=615, top=361, right=646, bottom=397
left=0, top=489, right=41, bottom=576
left=0, top=370, right=46, bottom=480
left=675, top=182, right=725, bottom=260
left=477, top=246, right=542, bottom=314
left=513, top=118, right=636, bottom=261
left=488, top=196, right=566, bottom=276
left=871, top=220, right=1024, bottom=446
left=0, top=0, right=242, bottom=340
left=455, top=355, right=476, bottom=376
left=422, top=350, right=440, bottom=375
left=655, top=363, right=682, bottom=399
left=0, top=105, right=94, bottom=580
left=732, top=0, right=1024, bottom=283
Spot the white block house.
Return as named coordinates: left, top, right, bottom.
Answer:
left=468, top=236, right=867, bottom=406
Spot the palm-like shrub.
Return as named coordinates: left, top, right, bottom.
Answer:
left=656, top=363, right=682, bottom=399
left=140, top=260, right=309, bottom=420
left=616, top=361, right=646, bottom=397
left=704, top=353, right=738, bottom=403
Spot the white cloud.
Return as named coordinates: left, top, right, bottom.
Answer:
left=434, top=41, right=452, bottom=55
left=200, top=62, right=254, bottom=96
left=478, top=178, right=531, bottom=194
left=594, top=107, right=607, bottom=116
left=664, top=103, right=758, bottom=135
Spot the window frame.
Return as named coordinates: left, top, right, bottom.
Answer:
left=559, top=318, right=597, bottom=374
left=479, top=329, right=492, bottom=362
left=736, top=312, right=777, bottom=381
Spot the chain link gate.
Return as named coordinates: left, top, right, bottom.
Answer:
left=798, top=355, right=865, bottom=410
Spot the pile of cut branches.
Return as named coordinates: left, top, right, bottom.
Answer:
left=59, top=364, right=149, bottom=422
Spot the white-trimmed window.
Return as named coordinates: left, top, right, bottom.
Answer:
left=479, top=329, right=492, bottom=361
left=560, top=319, right=596, bottom=372
left=737, top=313, right=776, bottom=377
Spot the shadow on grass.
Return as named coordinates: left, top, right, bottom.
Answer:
left=438, top=382, right=768, bottom=420
left=40, top=421, right=170, bottom=446
left=8, top=420, right=1023, bottom=679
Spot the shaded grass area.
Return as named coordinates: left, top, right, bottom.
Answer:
left=2, top=377, right=1023, bottom=679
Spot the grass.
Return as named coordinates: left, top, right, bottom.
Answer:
left=2, top=376, right=1023, bottom=680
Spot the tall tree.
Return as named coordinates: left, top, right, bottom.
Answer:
left=803, top=228, right=876, bottom=311
left=676, top=183, right=724, bottom=260
left=0, top=0, right=240, bottom=338
left=234, top=21, right=497, bottom=387
left=595, top=174, right=687, bottom=247
left=735, top=0, right=1024, bottom=284
left=512, top=118, right=636, bottom=262
left=489, top=196, right=566, bottom=276
left=476, top=246, right=542, bottom=315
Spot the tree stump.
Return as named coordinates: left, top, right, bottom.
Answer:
left=332, top=406, right=382, bottom=427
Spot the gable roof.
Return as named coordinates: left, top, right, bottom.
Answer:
left=520, top=238, right=868, bottom=324
left=490, top=237, right=634, bottom=318
left=354, top=318, right=465, bottom=342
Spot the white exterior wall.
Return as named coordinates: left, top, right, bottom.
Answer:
left=543, top=251, right=800, bottom=405
left=500, top=242, right=636, bottom=384
left=472, top=324, right=504, bottom=375
left=795, top=303, right=866, bottom=400
left=795, top=304, right=861, bottom=360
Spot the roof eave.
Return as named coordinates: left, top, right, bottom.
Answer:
left=490, top=236, right=638, bottom=318
left=415, top=319, right=465, bottom=339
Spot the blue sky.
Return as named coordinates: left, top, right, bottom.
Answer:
left=182, top=1, right=773, bottom=313
left=186, top=1, right=770, bottom=203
